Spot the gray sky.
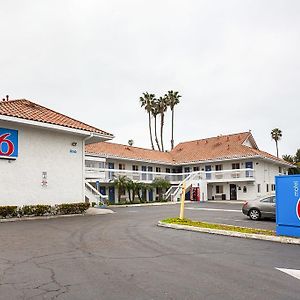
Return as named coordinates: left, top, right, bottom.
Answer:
left=1, top=0, right=299, bottom=157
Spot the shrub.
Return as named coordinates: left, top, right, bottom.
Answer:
left=21, top=205, right=51, bottom=216
left=57, top=202, right=90, bottom=215
left=0, top=206, right=18, bottom=218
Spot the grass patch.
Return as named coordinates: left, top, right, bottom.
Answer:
left=162, top=218, right=276, bottom=236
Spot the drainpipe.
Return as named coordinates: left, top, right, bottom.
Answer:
left=82, top=134, right=94, bottom=202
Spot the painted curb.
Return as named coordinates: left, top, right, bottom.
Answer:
left=157, top=221, right=300, bottom=245
left=110, top=201, right=192, bottom=208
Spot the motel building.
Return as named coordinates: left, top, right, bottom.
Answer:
left=0, top=98, right=113, bottom=206
left=0, top=98, right=293, bottom=207
left=85, top=132, right=293, bottom=204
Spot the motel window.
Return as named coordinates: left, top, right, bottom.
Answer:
left=132, top=165, right=138, bottom=171
left=193, top=166, right=200, bottom=172
left=156, top=167, right=161, bottom=173
left=266, top=184, right=269, bottom=193
left=243, top=186, right=247, bottom=193
left=216, top=185, right=223, bottom=194
left=215, top=164, right=223, bottom=171
left=166, top=168, right=171, bottom=173
left=257, top=184, right=261, bottom=193
left=271, top=184, right=276, bottom=192
left=184, top=167, right=190, bottom=173
left=119, top=164, right=125, bottom=170
left=232, top=163, right=240, bottom=170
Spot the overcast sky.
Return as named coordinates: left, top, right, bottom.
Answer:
left=1, top=0, right=299, bottom=157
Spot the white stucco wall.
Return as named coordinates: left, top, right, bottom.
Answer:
left=0, top=120, right=85, bottom=206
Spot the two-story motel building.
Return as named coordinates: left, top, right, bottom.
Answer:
left=0, top=98, right=293, bottom=206
left=85, top=132, right=292, bottom=203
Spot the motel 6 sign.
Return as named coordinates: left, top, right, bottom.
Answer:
left=0, top=128, right=18, bottom=159
left=276, top=175, right=300, bottom=238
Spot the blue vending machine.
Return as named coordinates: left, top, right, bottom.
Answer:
left=276, top=175, right=300, bottom=238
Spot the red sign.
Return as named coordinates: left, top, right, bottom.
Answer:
left=0, top=133, right=14, bottom=156
left=297, top=199, right=300, bottom=220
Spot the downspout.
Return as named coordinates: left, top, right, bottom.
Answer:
left=82, top=133, right=94, bottom=202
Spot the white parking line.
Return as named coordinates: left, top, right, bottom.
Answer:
left=276, top=268, right=300, bottom=281
left=186, top=207, right=240, bottom=212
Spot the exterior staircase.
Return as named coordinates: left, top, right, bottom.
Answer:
left=165, top=171, right=205, bottom=202
left=85, top=181, right=108, bottom=205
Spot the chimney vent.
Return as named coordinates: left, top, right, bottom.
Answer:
left=6, top=95, right=9, bottom=101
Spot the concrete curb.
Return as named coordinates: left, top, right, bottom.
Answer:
left=208, top=200, right=245, bottom=204
left=157, top=221, right=300, bottom=245
left=0, top=208, right=114, bottom=223
left=109, top=201, right=191, bottom=208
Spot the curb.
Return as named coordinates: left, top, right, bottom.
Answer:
left=157, top=221, right=300, bottom=245
left=0, top=213, right=91, bottom=223
left=109, top=201, right=192, bottom=208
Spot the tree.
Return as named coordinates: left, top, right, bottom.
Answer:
left=151, top=99, right=161, bottom=151
left=295, top=149, right=300, bottom=163
left=283, top=150, right=300, bottom=175
left=151, top=178, right=171, bottom=201
left=128, top=139, right=134, bottom=146
left=140, top=92, right=155, bottom=150
left=112, top=175, right=129, bottom=203
left=165, top=91, right=181, bottom=149
left=157, top=96, right=169, bottom=152
left=271, top=128, right=282, bottom=158
left=282, top=154, right=294, bottom=164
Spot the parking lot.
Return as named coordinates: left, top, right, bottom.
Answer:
left=0, top=201, right=298, bottom=300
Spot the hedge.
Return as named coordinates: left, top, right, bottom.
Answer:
left=0, top=202, right=90, bottom=219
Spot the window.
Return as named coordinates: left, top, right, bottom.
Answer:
left=184, top=167, right=190, bottom=173
left=216, top=185, right=223, bottom=194
left=119, top=164, right=125, bottom=170
left=243, top=186, right=247, bottom=193
left=271, top=184, right=276, bottom=191
left=261, top=197, right=272, bottom=203
left=132, top=165, right=138, bottom=171
left=232, top=163, right=240, bottom=170
left=156, top=167, right=161, bottom=173
left=279, top=167, right=282, bottom=173
left=257, top=184, right=261, bottom=193
left=215, top=164, right=223, bottom=171
left=266, top=184, right=269, bottom=193
left=193, top=166, right=200, bottom=172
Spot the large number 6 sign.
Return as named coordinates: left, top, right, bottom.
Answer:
left=0, top=133, right=14, bottom=156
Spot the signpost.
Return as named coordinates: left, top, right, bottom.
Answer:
left=276, top=175, right=300, bottom=238
left=179, top=182, right=186, bottom=220
left=0, top=128, right=18, bottom=159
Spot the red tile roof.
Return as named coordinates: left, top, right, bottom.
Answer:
left=86, top=132, right=292, bottom=166
left=0, top=99, right=113, bottom=137
left=86, top=142, right=174, bottom=164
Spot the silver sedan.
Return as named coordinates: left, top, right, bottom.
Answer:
left=242, top=195, right=276, bottom=220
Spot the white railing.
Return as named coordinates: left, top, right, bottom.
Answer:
left=85, top=167, right=255, bottom=184
left=85, top=181, right=108, bottom=205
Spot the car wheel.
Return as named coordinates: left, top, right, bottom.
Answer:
left=249, top=209, right=261, bottom=220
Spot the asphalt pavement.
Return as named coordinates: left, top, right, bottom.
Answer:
left=0, top=202, right=299, bottom=300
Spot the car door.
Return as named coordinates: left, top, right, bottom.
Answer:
left=259, top=197, right=274, bottom=217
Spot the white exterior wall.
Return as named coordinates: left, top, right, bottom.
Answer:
left=0, top=121, right=85, bottom=206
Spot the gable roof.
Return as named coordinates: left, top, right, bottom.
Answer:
left=86, top=132, right=292, bottom=167
left=86, top=142, right=174, bottom=164
left=0, top=99, right=113, bottom=137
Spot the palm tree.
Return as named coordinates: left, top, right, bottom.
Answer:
left=157, top=96, right=169, bottom=152
left=151, top=178, right=171, bottom=201
left=271, top=128, right=282, bottom=158
left=112, top=175, right=129, bottom=203
left=140, top=92, right=155, bottom=150
left=165, top=91, right=181, bottom=150
left=151, top=99, right=161, bottom=151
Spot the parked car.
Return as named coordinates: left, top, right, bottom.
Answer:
left=242, top=195, right=276, bottom=220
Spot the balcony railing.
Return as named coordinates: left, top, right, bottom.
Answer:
left=85, top=167, right=255, bottom=183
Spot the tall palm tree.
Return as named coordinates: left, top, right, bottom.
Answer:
left=157, top=96, right=169, bottom=152
left=165, top=91, right=181, bottom=149
left=271, top=128, right=282, bottom=158
left=140, top=92, right=155, bottom=150
left=151, top=99, right=161, bottom=151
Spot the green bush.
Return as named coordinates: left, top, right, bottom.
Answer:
left=0, top=206, right=18, bottom=218
left=57, top=202, right=90, bottom=215
left=21, top=205, right=51, bottom=216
